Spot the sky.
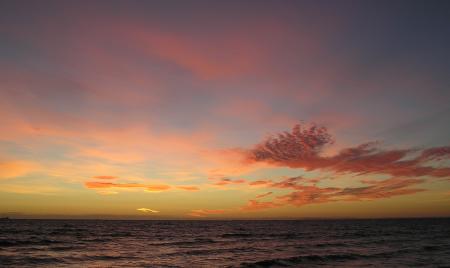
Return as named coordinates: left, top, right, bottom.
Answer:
left=1, top=0, right=450, bottom=219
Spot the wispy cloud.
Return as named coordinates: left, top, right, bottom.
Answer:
left=85, top=181, right=172, bottom=193
left=241, top=200, right=280, bottom=211
left=92, top=175, right=117, bottom=180
left=85, top=182, right=142, bottom=189
left=249, top=180, right=272, bottom=186
left=176, top=185, right=200, bottom=191
left=0, top=160, right=40, bottom=179
left=255, top=192, right=273, bottom=198
left=145, top=185, right=171, bottom=192
left=210, top=177, right=246, bottom=186
left=240, top=176, right=425, bottom=211
left=85, top=180, right=200, bottom=194
left=188, top=209, right=226, bottom=217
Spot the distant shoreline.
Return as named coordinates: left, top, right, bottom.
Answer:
left=1, top=217, right=449, bottom=221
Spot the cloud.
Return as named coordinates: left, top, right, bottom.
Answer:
left=247, top=124, right=450, bottom=179
left=92, top=175, right=118, bottom=180
left=248, top=176, right=319, bottom=191
left=96, top=190, right=118, bottom=195
left=277, top=177, right=426, bottom=207
left=145, top=185, right=171, bottom=192
left=241, top=200, right=280, bottom=211
left=0, top=160, right=39, bottom=179
left=84, top=181, right=171, bottom=193
left=338, top=178, right=425, bottom=201
left=275, top=186, right=341, bottom=207
left=255, top=192, right=273, bottom=198
left=176, top=186, right=200, bottom=191
left=128, top=19, right=285, bottom=80
left=271, top=176, right=308, bottom=189
left=0, top=183, right=63, bottom=194
left=240, top=176, right=425, bottom=211
left=249, top=123, right=334, bottom=162
left=210, top=177, right=246, bottom=186
left=188, top=209, right=226, bottom=217
left=84, top=182, right=142, bottom=189
left=249, top=180, right=272, bottom=187
left=137, top=208, right=159, bottom=213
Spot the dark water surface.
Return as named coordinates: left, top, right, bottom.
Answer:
left=1, top=219, right=449, bottom=267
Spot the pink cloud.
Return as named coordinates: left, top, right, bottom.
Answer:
left=246, top=124, right=450, bottom=179
left=250, top=123, right=334, bottom=162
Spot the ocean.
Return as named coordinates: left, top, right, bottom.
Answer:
left=0, top=218, right=449, bottom=267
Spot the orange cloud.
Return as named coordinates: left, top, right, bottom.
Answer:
left=85, top=182, right=116, bottom=189
left=85, top=182, right=143, bottom=189
left=338, top=178, right=425, bottom=201
left=281, top=178, right=425, bottom=206
left=146, top=185, right=171, bottom=192
left=176, top=186, right=200, bottom=191
left=84, top=181, right=172, bottom=193
left=210, top=177, right=246, bottom=186
left=188, top=209, right=226, bottom=217
left=275, top=186, right=341, bottom=207
left=92, top=175, right=117, bottom=180
left=0, top=160, right=39, bottom=179
left=247, top=177, right=319, bottom=191
left=241, top=200, right=280, bottom=211
left=255, top=192, right=273, bottom=199
left=249, top=180, right=272, bottom=186
left=240, top=176, right=425, bottom=211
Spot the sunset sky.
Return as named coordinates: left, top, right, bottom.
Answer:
left=1, top=0, right=450, bottom=219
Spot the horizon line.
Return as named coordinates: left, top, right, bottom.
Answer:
left=2, top=216, right=450, bottom=221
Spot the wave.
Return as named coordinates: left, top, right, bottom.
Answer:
left=222, top=232, right=303, bottom=240
left=314, top=242, right=347, bottom=248
left=80, top=237, right=113, bottom=243
left=0, top=239, right=62, bottom=247
left=0, top=256, right=64, bottom=266
left=423, top=245, right=442, bottom=251
left=239, top=250, right=415, bottom=267
left=110, top=232, right=132, bottom=237
left=49, top=245, right=82, bottom=251
left=150, top=238, right=216, bottom=247
left=87, top=255, right=132, bottom=261
left=48, top=228, right=85, bottom=235
left=240, top=254, right=362, bottom=267
left=222, top=233, right=254, bottom=238
left=164, top=246, right=257, bottom=256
